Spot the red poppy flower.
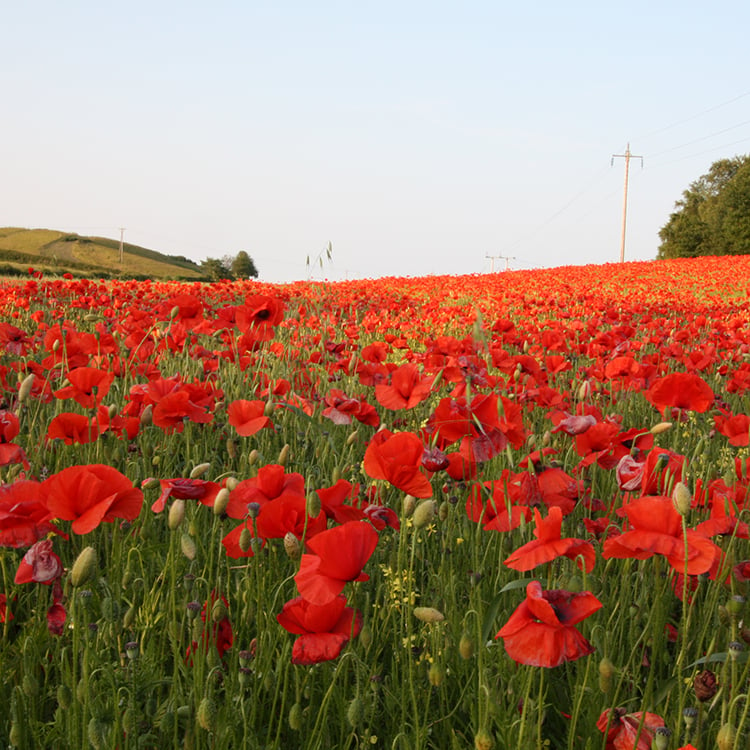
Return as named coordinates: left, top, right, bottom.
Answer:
left=0, top=322, right=33, bottom=355
left=152, top=389, right=214, bottom=433
left=322, top=389, right=379, bottom=427
left=227, top=399, right=274, bottom=437
left=596, top=708, right=665, bottom=750
left=277, top=594, right=362, bottom=665
left=14, top=539, right=63, bottom=584
left=294, top=521, right=379, bottom=605
left=714, top=412, right=750, bottom=447
left=640, top=448, right=687, bottom=495
left=0, top=593, right=13, bottom=623
left=186, top=593, right=233, bottom=662
left=47, top=602, right=66, bottom=636
left=504, top=506, right=596, bottom=573
left=495, top=581, right=602, bottom=667
left=46, top=412, right=100, bottom=445
left=226, top=464, right=306, bottom=518
left=54, top=366, right=114, bottom=408
left=43, top=464, right=144, bottom=535
left=363, top=430, right=433, bottom=498
left=645, top=372, right=714, bottom=414
left=374, top=363, right=434, bottom=410
left=602, top=496, right=720, bottom=575
left=149, top=478, right=223, bottom=514
left=0, top=480, right=60, bottom=548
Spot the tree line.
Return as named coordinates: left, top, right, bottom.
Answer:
left=200, top=251, right=259, bottom=281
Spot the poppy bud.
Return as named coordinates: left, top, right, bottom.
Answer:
left=650, top=421, right=672, bottom=435
left=263, top=399, right=275, bottom=417
left=438, top=501, right=450, bottom=522
left=211, top=599, right=228, bottom=623
left=213, top=488, right=230, bottom=517
left=306, top=492, right=321, bottom=519
left=414, top=606, right=445, bottom=624
left=226, top=438, right=237, bottom=459
left=248, top=449, right=259, bottom=466
left=87, top=717, right=108, bottom=750
left=672, top=482, right=692, bottom=516
left=140, top=404, right=153, bottom=426
left=403, top=495, right=416, bottom=517
left=428, top=662, right=445, bottom=687
left=70, top=546, right=97, bottom=588
left=694, top=669, right=718, bottom=702
left=283, top=532, right=301, bottom=560
left=459, top=632, right=474, bottom=660
left=474, top=729, right=494, bottom=750
left=197, top=696, right=217, bottom=732
left=225, top=476, right=239, bottom=491
left=413, top=500, right=436, bottom=529
left=190, top=462, right=211, bottom=479
left=180, top=533, right=196, bottom=561
left=288, top=702, right=303, bottom=731
left=717, top=722, right=736, bottom=750
left=577, top=380, right=591, bottom=400
left=168, top=499, right=186, bottom=530
left=346, top=430, right=359, bottom=446
left=57, top=684, right=73, bottom=710
left=598, top=657, right=615, bottom=694
left=278, top=444, right=290, bottom=466
left=346, top=697, right=363, bottom=728
left=123, top=605, right=137, bottom=630
left=239, top=526, right=253, bottom=553
left=359, top=624, right=372, bottom=649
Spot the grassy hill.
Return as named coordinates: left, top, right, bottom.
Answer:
left=0, top=227, right=207, bottom=280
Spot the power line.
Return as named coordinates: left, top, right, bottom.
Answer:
left=647, top=118, right=750, bottom=159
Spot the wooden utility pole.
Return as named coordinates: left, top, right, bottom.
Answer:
left=118, top=227, right=126, bottom=264
left=611, top=144, right=643, bottom=263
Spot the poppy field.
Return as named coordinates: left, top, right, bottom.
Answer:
left=2, top=256, right=750, bottom=749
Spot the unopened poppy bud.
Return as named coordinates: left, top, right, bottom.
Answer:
left=346, top=430, right=359, bottom=446
left=196, top=696, right=217, bottom=732
left=213, top=488, right=230, bottom=517
left=87, top=717, right=108, bottom=750
left=18, top=373, right=36, bottom=402
left=239, top=526, right=253, bottom=553
left=190, top=462, right=211, bottom=479
left=428, top=662, right=445, bottom=687
left=180, top=533, right=196, bottom=560
left=288, top=702, right=303, bottom=731
left=248, top=449, right=259, bottom=466
left=672, top=482, right=692, bottom=516
left=459, top=632, right=474, bottom=659
left=414, top=606, right=445, bottom=624
left=211, top=599, right=228, bottom=623
left=717, top=722, right=737, bottom=750
left=412, top=500, right=436, bottom=529
left=438, top=501, right=450, bottom=522
left=331, top=465, right=341, bottom=483
left=283, top=532, right=301, bottom=560
left=57, top=684, right=73, bottom=709
left=225, top=476, right=239, bottom=491
left=140, top=404, right=153, bottom=426
left=169, top=305, right=180, bottom=320
left=306, top=492, right=321, bottom=518
left=168, top=499, right=186, bottom=530
left=474, top=728, right=494, bottom=750
left=359, top=624, right=372, bottom=649
left=542, top=430, right=551, bottom=446
left=403, top=495, right=416, bottom=517
left=346, top=696, right=363, bottom=728
left=123, top=604, right=137, bottom=629
left=577, top=380, right=591, bottom=400
left=598, top=657, right=615, bottom=693
left=263, top=399, right=275, bottom=417
left=278, top=443, right=290, bottom=466
left=70, top=546, right=97, bottom=587
left=650, top=421, right=673, bottom=435
left=107, top=403, right=118, bottom=419
left=226, top=438, right=237, bottom=459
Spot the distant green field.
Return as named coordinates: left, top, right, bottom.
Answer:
left=0, top=227, right=207, bottom=280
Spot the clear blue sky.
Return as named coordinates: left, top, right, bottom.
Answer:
left=4, top=1, right=750, bottom=282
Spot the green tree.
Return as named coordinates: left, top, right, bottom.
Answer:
left=658, top=155, right=750, bottom=259
left=230, top=250, right=259, bottom=279
left=200, top=257, right=233, bottom=281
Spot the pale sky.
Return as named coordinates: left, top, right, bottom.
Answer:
left=4, top=1, right=750, bottom=282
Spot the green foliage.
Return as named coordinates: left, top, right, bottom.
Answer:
left=201, top=251, right=259, bottom=281
left=231, top=251, right=259, bottom=279
left=658, top=154, right=750, bottom=259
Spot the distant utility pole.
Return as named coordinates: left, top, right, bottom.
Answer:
left=486, top=253, right=515, bottom=272
left=611, top=143, right=643, bottom=263
left=118, top=227, right=126, bottom=264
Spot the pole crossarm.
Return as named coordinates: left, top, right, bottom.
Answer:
left=611, top=144, right=643, bottom=262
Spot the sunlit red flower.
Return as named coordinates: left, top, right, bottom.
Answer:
left=294, top=521, right=379, bottom=605
left=714, top=412, right=750, bottom=447
left=226, top=464, right=306, bottom=518
left=149, top=477, right=223, bottom=514
left=374, top=363, right=434, bottom=410
left=0, top=480, right=60, bottom=548
left=602, top=495, right=720, bottom=575
left=504, top=506, right=595, bottom=573
left=277, top=594, right=362, bottom=665
left=645, top=372, right=714, bottom=414
left=54, top=366, right=114, bottom=408
left=227, top=399, right=274, bottom=437
left=43, top=464, right=143, bottom=535
left=47, top=412, right=100, bottom=445
left=363, top=430, right=433, bottom=498
left=495, top=581, right=602, bottom=667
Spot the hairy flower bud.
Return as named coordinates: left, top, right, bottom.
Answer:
left=70, top=546, right=97, bottom=588
left=414, top=606, right=445, bottom=624
left=412, top=500, right=436, bottom=529
left=168, top=499, right=186, bottom=530
left=190, top=462, right=211, bottom=479
left=213, top=488, right=230, bottom=517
